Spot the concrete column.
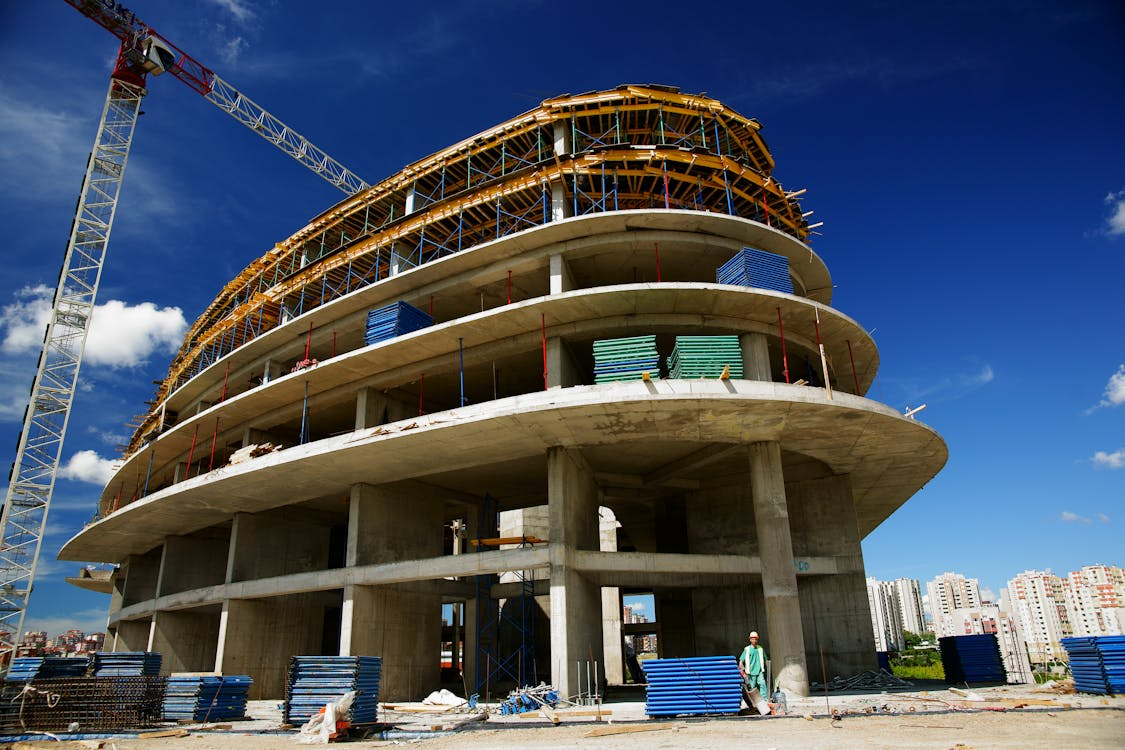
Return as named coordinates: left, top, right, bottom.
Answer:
left=241, top=427, right=280, bottom=448
left=553, top=121, right=571, bottom=156
left=158, top=535, right=229, bottom=596
left=173, top=462, right=188, bottom=484
left=355, top=387, right=389, bottom=430
left=739, top=333, right=772, bottom=382
left=749, top=441, right=809, bottom=696
left=546, top=337, right=580, bottom=389
left=549, top=253, right=575, bottom=294
left=262, top=360, right=283, bottom=385
left=340, top=483, right=443, bottom=701
left=551, top=183, right=567, bottom=222
left=547, top=447, right=602, bottom=698
left=599, top=507, right=623, bottom=684
left=151, top=610, right=220, bottom=673
left=405, top=184, right=417, bottom=214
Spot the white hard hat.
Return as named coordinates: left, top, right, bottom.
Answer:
left=749, top=631, right=759, bottom=638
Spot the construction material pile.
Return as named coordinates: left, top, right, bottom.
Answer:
left=284, top=656, right=381, bottom=727
left=1061, top=635, right=1125, bottom=695
left=163, top=675, right=252, bottom=721
left=92, top=651, right=162, bottom=676
left=643, top=656, right=742, bottom=716
left=0, top=676, right=166, bottom=733
left=716, top=247, right=793, bottom=293
left=811, top=668, right=912, bottom=691
left=365, top=301, right=432, bottom=346
left=668, top=336, right=743, bottom=379
left=5, top=656, right=88, bottom=681
left=593, top=335, right=660, bottom=383
left=939, top=634, right=1006, bottom=684
left=498, top=683, right=560, bottom=714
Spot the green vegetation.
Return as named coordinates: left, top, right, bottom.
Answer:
left=890, top=632, right=944, bottom=680
left=892, top=662, right=945, bottom=681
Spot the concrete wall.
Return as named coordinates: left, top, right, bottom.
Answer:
left=159, top=534, right=229, bottom=596
left=121, top=550, right=162, bottom=608
left=151, top=609, right=220, bottom=673
left=227, top=511, right=331, bottom=582
left=113, top=618, right=152, bottom=652
left=787, top=473, right=877, bottom=677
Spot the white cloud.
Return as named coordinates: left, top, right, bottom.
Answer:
left=1089, top=364, right=1125, bottom=412
left=58, top=450, right=122, bottom=487
left=1105, top=190, right=1125, bottom=237
left=0, top=84, right=91, bottom=201
left=0, top=286, right=187, bottom=368
left=965, top=365, right=994, bottom=386
left=218, top=35, right=248, bottom=65
left=1060, top=511, right=1092, bottom=524
left=206, top=0, right=258, bottom=24
left=1091, top=450, right=1125, bottom=469
left=1098, top=513, right=1112, bottom=524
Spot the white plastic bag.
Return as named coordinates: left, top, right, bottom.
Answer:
left=298, top=690, right=357, bottom=744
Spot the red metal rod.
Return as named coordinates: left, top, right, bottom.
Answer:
left=654, top=242, right=662, bottom=283
left=541, top=313, right=548, bottom=391
left=663, top=167, right=670, bottom=209
left=219, top=361, right=231, bottom=401
left=303, top=321, right=313, bottom=360
left=332, top=331, right=337, bottom=358
left=777, top=307, right=790, bottom=383
left=846, top=339, right=860, bottom=394
left=507, top=270, right=512, bottom=304
left=429, top=294, right=434, bottom=316
left=186, top=424, right=199, bottom=478
left=208, top=417, right=220, bottom=472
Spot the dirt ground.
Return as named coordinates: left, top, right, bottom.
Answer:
left=4, top=683, right=1123, bottom=749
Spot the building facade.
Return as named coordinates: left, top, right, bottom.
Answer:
left=61, top=85, right=947, bottom=700
left=867, top=577, right=905, bottom=652
left=926, top=572, right=983, bottom=636
left=893, top=577, right=927, bottom=636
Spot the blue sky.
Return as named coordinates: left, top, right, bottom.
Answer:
left=0, top=0, right=1121, bottom=636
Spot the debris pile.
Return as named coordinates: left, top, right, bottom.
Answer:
left=810, top=669, right=913, bottom=692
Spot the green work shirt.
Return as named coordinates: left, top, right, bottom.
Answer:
left=740, top=644, right=766, bottom=675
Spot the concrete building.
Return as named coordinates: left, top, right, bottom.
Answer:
left=866, top=577, right=905, bottom=652
left=60, top=85, right=947, bottom=701
left=926, top=572, right=982, bottom=635
left=1007, top=570, right=1070, bottom=665
left=893, top=578, right=927, bottom=636
left=1064, top=564, right=1125, bottom=637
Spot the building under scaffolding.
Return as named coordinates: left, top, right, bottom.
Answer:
left=61, top=84, right=947, bottom=701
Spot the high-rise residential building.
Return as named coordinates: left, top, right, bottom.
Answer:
left=926, top=573, right=982, bottom=633
left=867, top=577, right=905, bottom=651
left=1007, top=570, right=1071, bottom=664
left=892, top=578, right=927, bottom=635
left=1063, top=564, right=1124, bottom=637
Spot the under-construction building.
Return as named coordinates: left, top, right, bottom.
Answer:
left=62, top=85, right=947, bottom=700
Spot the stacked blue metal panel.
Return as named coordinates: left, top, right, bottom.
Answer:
left=643, top=656, right=742, bottom=716
left=91, top=651, right=162, bottom=677
left=593, top=336, right=660, bottom=383
left=163, top=675, right=252, bottom=721
left=938, top=635, right=1006, bottom=684
left=667, top=336, right=744, bottom=379
left=5, top=656, right=88, bottom=681
left=1062, top=635, right=1125, bottom=695
left=284, top=656, right=382, bottom=726
left=364, top=302, right=432, bottom=346
left=716, top=248, right=793, bottom=294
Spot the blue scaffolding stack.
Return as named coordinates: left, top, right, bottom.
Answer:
left=91, top=652, right=162, bottom=677
left=364, top=301, right=433, bottom=346
left=938, top=634, right=1006, bottom=684
left=284, top=656, right=382, bottom=726
left=163, top=675, right=253, bottom=721
left=1062, top=635, right=1125, bottom=695
left=4, top=656, right=88, bottom=681
left=643, top=656, right=743, bottom=716
left=716, top=247, right=793, bottom=293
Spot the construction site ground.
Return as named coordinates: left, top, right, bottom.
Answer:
left=4, top=681, right=1122, bottom=749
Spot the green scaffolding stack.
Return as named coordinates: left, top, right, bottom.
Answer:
left=668, top=336, right=743, bottom=379
left=592, top=335, right=660, bottom=383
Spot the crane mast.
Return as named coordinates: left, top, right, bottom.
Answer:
left=0, top=0, right=369, bottom=661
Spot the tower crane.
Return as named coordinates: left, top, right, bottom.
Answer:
left=0, top=0, right=370, bottom=662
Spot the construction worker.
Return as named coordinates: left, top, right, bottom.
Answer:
left=739, top=631, right=768, bottom=699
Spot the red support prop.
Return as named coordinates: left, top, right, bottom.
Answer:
left=653, top=242, right=662, bottom=283
left=186, top=423, right=199, bottom=478
left=777, top=307, right=790, bottom=383
left=507, top=270, right=512, bottom=304
left=220, top=361, right=230, bottom=402
left=429, top=295, right=434, bottom=316
left=303, top=321, right=313, bottom=361
left=208, top=417, right=220, bottom=472
left=332, top=331, right=337, bottom=358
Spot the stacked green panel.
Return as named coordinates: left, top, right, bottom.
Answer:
left=667, top=336, right=743, bottom=378
left=592, top=335, right=660, bottom=383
